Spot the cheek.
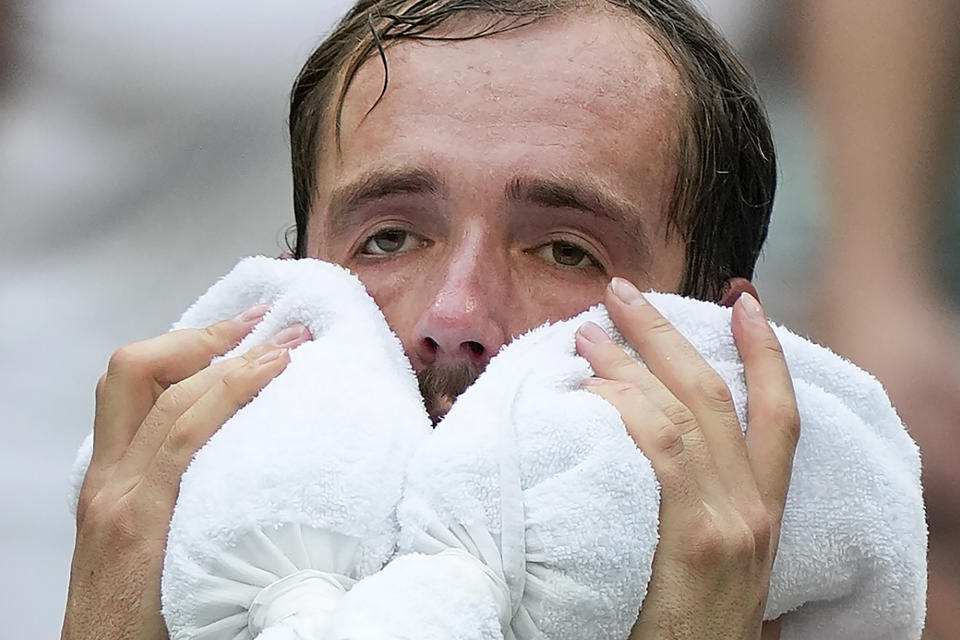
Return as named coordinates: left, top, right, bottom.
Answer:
left=307, top=232, right=428, bottom=336
left=507, top=273, right=608, bottom=333
left=350, top=265, right=424, bottom=336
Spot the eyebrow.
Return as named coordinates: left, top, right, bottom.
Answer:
left=325, top=167, right=448, bottom=236
left=323, top=168, right=652, bottom=263
left=505, top=175, right=651, bottom=259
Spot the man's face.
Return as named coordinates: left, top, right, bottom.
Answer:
left=306, top=11, right=686, bottom=420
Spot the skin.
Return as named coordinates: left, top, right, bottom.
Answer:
left=63, top=9, right=799, bottom=640
left=64, top=311, right=312, bottom=640
left=306, top=10, right=688, bottom=368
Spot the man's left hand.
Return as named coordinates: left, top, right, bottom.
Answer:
left=576, top=278, right=798, bottom=640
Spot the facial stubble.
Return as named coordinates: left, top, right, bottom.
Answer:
left=417, top=361, right=482, bottom=425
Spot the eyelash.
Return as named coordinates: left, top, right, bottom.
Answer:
left=356, top=227, right=605, bottom=272
left=531, top=238, right=605, bottom=272
left=357, top=227, right=428, bottom=257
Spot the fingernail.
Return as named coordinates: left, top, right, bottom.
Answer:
left=257, top=348, right=287, bottom=365
left=739, top=292, right=765, bottom=319
left=271, top=324, right=310, bottom=348
left=578, top=321, right=611, bottom=344
left=238, top=303, right=269, bottom=323
left=610, top=277, right=644, bottom=305
left=580, top=376, right=603, bottom=387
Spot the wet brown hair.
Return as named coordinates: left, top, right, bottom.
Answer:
left=288, top=0, right=776, bottom=301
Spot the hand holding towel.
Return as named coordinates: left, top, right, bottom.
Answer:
left=332, top=297, right=926, bottom=640
left=68, top=257, right=926, bottom=639
left=72, top=257, right=432, bottom=639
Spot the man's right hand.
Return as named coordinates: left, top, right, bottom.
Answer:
left=62, top=305, right=310, bottom=640
left=577, top=280, right=800, bottom=639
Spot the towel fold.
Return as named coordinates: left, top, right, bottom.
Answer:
left=73, top=257, right=432, bottom=639
left=387, top=306, right=661, bottom=640
left=69, top=257, right=926, bottom=640
left=331, top=298, right=926, bottom=640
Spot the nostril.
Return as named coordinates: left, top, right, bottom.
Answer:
left=463, top=341, right=484, bottom=358
left=424, top=337, right=439, bottom=352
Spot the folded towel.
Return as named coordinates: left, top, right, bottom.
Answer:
left=329, top=303, right=661, bottom=640
left=329, top=298, right=927, bottom=640
left=72, top=256, right=433, bottom=639
left=69, top=257, right=926, bottom=640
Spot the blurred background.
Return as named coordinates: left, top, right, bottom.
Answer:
left=1, top=1, right=957, bottom=638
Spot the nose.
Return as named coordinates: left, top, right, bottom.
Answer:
left=411, top=243, right=508, bottom=369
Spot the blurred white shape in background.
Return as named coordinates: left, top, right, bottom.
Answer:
left=0, top=2, right=354, bottom=636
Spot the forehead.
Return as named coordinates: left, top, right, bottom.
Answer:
left=316, top=9, right=684, bottom=233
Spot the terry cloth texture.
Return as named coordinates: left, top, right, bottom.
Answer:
left=69, top=256, right=926, bottom=640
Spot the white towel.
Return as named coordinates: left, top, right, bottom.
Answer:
left=72, top=257, right=433, bottom=639
left=69, top=256, right=926, bottom=639
left=326, top=304, right=661, bottom=640
left=328, top=298, right=927, bottom=640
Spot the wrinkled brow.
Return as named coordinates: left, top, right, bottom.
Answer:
left=325, top=167, right=448, bottom=235
left=505, top=175, right=651, bottom=260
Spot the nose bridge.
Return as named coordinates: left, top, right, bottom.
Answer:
left=435, top=227, right=492, bottom=313
left=415, top=224, right=508, bottom=364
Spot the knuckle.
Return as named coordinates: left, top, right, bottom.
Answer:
left=107, top=343, right=154, bottom=380
left=694, top=369, right=734, bottom=408
left=166, top=419, right=202, bottom=454
left=79, top=494, right=108, bottom=530
left=200, top=320, right=240, bottom=355
left=661, top=401, right=696, bottom=429
left=772, top=400, right=802, bottom=447
left=609, top=351, right=640, bottom=375
left=81, top=492, right=132, bottom=539
left=760, top=337, right=787, bottom=362
left=652, top=421, right=685, bottom=458
left=609, top=380, right=638, bottom=396
left=644, top=314, right=676, bottom=339
left=590, top=379, right=636, bottom=400
left=721, top=507, right=773, bottom=564
left=154, top=383, right=188, bottom=418
left=682, top=507, right=771, bottom=566
left=217, top=365, right=265, bottom=413
left=729, top=521, right=759, bottom=562
left=747, top=510, right=774, bottom=555
left=200, top=324, right=221, bottom=345
left=107, top=344, right=141, bottom=374
left=104, top=496, right=147, bottom=543
left=220, top=366, right=252, bottom=400
left=686, top=518, right=726, bottom=562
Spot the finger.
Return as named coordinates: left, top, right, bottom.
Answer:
left=579, top=376, right=699, bottom=507
left=92, top=304, right=269, bottom=467
left=140, top=348, right=291, bottom=503
left=603, top=278, right=753, bottom=491
left=576, top=322, right=720, bottom=499
left=731, top=292, right=800, bottom=522
left=109, top=324, right=311, bottom=491
left=577, top=321, right=681, bottom=407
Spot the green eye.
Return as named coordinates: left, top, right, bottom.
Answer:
left=361, top=229, right=418, bottom=255
left=535, top=240, right=599, bottom=268
left=552, top=241, right=590, bottom=266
